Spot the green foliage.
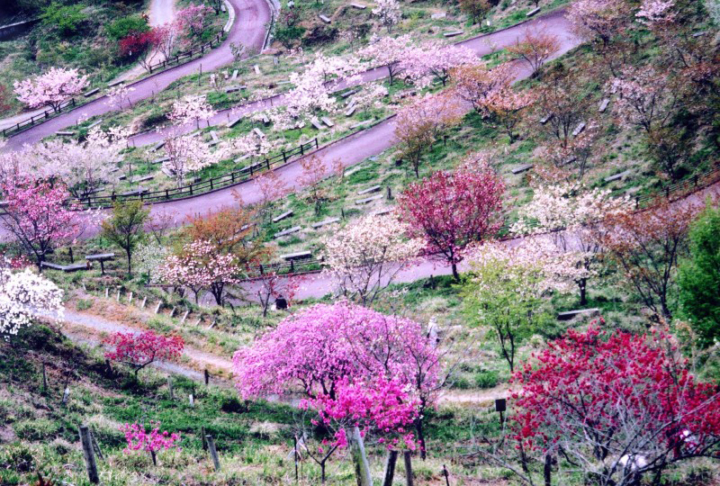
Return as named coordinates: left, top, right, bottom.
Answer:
left=678, top=201, right=720, bottom=347
left=41, top=2, right=87, bottom=37
left=100, top=201, right=150, bottom=275
left=474, top=370, right=499, bottom=389
left=462, top=257, right=554, bottom=373
left=274, top=25, right=306, bottom=48
left=106, top=15, right=150, bottom=41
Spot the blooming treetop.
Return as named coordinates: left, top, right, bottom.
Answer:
left=402, top=42, right=477, bottom=88
left=607, top=66, right=676, bottom=133
left=176, top=4, right=212, bottom=36
left=120, top=421, right=180, bottom=465
left=302, top=376, right=420, bottom=449
left=169, top=95, right=217, bottom=128
left=104, top=330, right=184, bottom=377
left=372, top=0, right=402, bottom=32
left=0, top=177, right=80, bottom=267
left=636, top=0, right=676, bottom=25
left=14, top=67, right=89, bottom=112
left=566, top=0, right=629, bottom=45
left=158, top=239, right=239, bottom=305
left=398, top=167, right=505, bottom=280
left=163, top=132, right=226, bottom=187
left=358, top=35, right=413, bottom=84
left=511, top=325, right=720, bottom=485
left=105, top=84, right=136, bottom=110
left=321, top=213, right=423, bottom=305
left=233, top=301, right=441, bottom=403
left=0, top=262, right=63, bottom=337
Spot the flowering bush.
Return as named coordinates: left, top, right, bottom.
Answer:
left=120, top=421, right=180, bottom=465
left=104, top=331, right=184, bottom=377
left=0, top=264, right=63, bottom=337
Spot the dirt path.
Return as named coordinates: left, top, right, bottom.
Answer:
left=4, top=0, right=270, bottom=150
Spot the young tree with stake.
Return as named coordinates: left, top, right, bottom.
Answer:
left=101, top=201, right=150, bottom=276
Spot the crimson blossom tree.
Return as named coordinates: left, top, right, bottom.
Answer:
left=233, top=302, right=443, bottom=458
left=13, top=67, right=88, bottom=113
left=104, top=331, right=184, bottom=378
left=0, top=177, right=80, bottom=269
left=398, top=168, right=505, bottom=281
left=508, top=324, right=720, bottom=486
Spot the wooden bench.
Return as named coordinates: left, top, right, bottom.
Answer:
left=511, top=164, right=534, bottom=175
left=357, top=185, right=381, bottom=195
left=604, top=170, right=631, bottom=183
left=443, top=31, right=464, bottom=38
left=572, top=122, right=586, bottom=137
left=356, top=194, right=384, bottom=205
left=41, top=261, right=89, bottom=273
left=319, top=14, right=331, bottom=24
left=557, top=308, right=600, bottom=321
left=311, top=217, right=340, bottom=229
left=272, top=210, right=294, bottom=223
left=526, top=7, right=541, bottom=17
left=84, top=88, right=100, bottom=98
left=86, top=253, right=115, bottom=275
left=274, top=226, right=302, bottom=239
left=280, top=251, right=312, bottom=261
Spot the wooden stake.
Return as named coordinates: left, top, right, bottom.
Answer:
left=201, top=427, right=208, bottom=451
left=79, top=425, right=100, bottom=484
left=382, top=450, right=399, bottom=486
left=204, top=369, right=209, bottom=386
left=442, top=464, right=450, bottom=486
left=403, top=451, right=414, bottom=486
left=206, top=435, right=221, bottom=471
left=91, top=428, right=104, bottom=461
left=167, top=377, right=174, bottom=399
left=42, top=362, right=48, bottom=392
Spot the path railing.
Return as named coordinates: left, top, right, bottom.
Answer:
left=1, top=99, right=77, bottom=138
left=146, top=33, right=223, bottom=73
left=78, top=138, right=319, bottom=208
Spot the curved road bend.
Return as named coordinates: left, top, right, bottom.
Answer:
left=4, top=0, right=271, bottom=150
left=130, top=8, right=574, bottom=146
left=239, top=182, right=720, bottom=301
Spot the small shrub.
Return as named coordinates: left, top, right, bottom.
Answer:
left=106, top=15, right=150, bottom=40
left=76, top=299, right=93, bottom=311
left=41, top=2, right=87, bottom=37
left=474, top=370, right=499, bottom=389
left=451, top=376, right=472, bottom=389
left=13, top=418, right=61, bottom=441
left=274, top=25, right=306, bottom=48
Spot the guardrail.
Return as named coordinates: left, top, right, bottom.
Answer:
left=1, top=98, right=77, bottom=138
left=146, top=33, right=223, bottom=73
left=78, top=137, right=319, bottom=208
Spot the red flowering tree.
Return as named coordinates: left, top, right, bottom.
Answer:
left=120, top=420, right=181, bottom=466
left=0, top=177, right=80, bottom=269
left=233, top=302, right=443, bottom=457
left=120, top=29, right=162, bottom=71
left=104, top=331, right=184, bottom=378
left=509, top=324, right=720, bottom=486
left=398, top=168, right=505, bottom=280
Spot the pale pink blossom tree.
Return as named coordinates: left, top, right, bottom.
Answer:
left=158, top=239, right=240, bottom=305
left=566, top=0, right=629, bottom=46
left=176, top=4, right=212, bottom=37
left=169, top=94, right=216, bottom=129
left=321, top=213, right=423, bottom=305
left=372, top=0, right=402, bottom=32
left=14, top=67, right=89, bottom=113
left=163, top=133, right=225, bottom=187
left=358, top=35, right=413, bottom=85
left=402, top=42, right=477, bottom=88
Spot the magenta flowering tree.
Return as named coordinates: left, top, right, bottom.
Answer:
left=398, top=168, right=505, bottom=281
left=120, top=421, right=181, bottom=466
left=299, top=376, right=420, bottom=482
left=0, top=176, right=80, bottom=269
left=13, top=67, right=89, bottom=113
left=233, top=302, right=442, bottom=457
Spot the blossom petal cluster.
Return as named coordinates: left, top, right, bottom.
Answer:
left=14, top=67, right=89, bottom=111
left=0, top=265, right=63, bottom=336
left=120, top=421, right=181, bottom=453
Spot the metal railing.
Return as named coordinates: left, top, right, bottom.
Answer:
left=78, top=138, right=319, bottom=208
left=146, top=33, right=223, bottom=73
left=1, top=99, right=77, bottom=138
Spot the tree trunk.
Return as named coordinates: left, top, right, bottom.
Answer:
left=579, top=278, right=587, bottom=306
left=451, top=262, right=460, bottom=281
left=125, top=249, right=133, bottom=276
left=321, top=460, right=326, bottom=483
left=403, top=451, right=414, bottom=486
left=414, top=415, right=427, bottom=460
left=544, top=454, right=552, bottom=486
left=349, top=427, right=372, bottom=486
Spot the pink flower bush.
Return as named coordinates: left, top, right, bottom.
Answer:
left=301, top=376, right=420, bottom=450
left=104, top=331, right=185, bottom=377
left=120, top=421, right=180, bottom=465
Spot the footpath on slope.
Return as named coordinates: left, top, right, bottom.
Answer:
left=3, top=0, right=269, bottom=149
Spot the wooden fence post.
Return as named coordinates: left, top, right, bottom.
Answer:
left=349, top=426, right=372, bottom=486
left=79, top=425, right=100, bottom=484
left=382, top=450, right=399, bottom=486
left=403, top=451, right=414, bottom=486
left=206, top=435, right=221, bottom=471
left=42, top=362, right=48, bottom=392
left=167, top=376, right=174, bottom=399
left=204, top=369, right=210, bottom=386
left=442, top=464, right=450, bottom=486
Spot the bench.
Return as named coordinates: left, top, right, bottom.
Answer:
left=604, top=170, right=631, bottom=183
left=356, top=194, right=383, bottom=205
left=311, top=217, right=340, bottom=228
left=225, top=85, right=246, bottom=93
left=557, top=308, right=600, bottom=321
left=373, top=208, right=394, bottom=217
left=350, top=120, right=373, bottom=130
left=431, top=12, right=446, bottom=19
left=345, top=106, right=356, bottom=117
left=131, top=175, right=154, bottom=183
left=227, top=116, right=243, bottom=128
left=341, top=88, right=360, bottom=99
left=321, top=117, right=334, bottom=127
left=351, top=3, right=366, bottom=8
left=274, top=226, right=301, bottom=238
left=252, top=127, right=266, bottom=138
left=572, top=122, right=586, bottom=137
left=526, top=7, right=541, bottom=17
left=239, top=162, right=262, bottom=174
left=511, top=164, right=534, bottom=175
left=86, top=253, right=115, bottom=275
left=56, top=131, right=75, bottom=137
left=599, top=98, right=610, bottom=113
left=120, top=187, right=149, bottom=197
left=107, top=79, right=125, bottom=88
left=540, top=113, right=553, bottom=125
left=280, top=251, right=312, bottom=261
left=152, top=157, right=170, bottom=164
left=319, top=14, right=331, bottom=24
left=443, top=31, right=464, bottom=38
left=41, top=261, right=89, bottom=273
left=152, top=141, right=166, bottom=152
left=357, top=185, right=381, bottom=195
left=87, top=119, right=103, bottom=129
left=272, top=210, right=294, bottom=223
left=311, top=118, right=324, bottom=130
left=84, top=88, right=100, bottom=98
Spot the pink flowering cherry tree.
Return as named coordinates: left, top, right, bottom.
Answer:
left=169, top=94, right=216, bottom=129
left=120, top=421, right=181, bottom=466
left=104, top=330, right=185, bottom=378
left=0, top=177, right=80, bottom=269
left=359, top=35, right=413, bottom=85
left=233, top=302, right=443, bottom=458
left=14, top=67, right=89, bottom=113
left=398, top=167, right=505, bottom=281
left=401, top=42, right=477, bottom=88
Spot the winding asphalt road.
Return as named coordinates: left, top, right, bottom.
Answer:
left=4, top=0, right=271, bottom=149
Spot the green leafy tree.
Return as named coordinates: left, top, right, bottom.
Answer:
left=678, top=201, right=720, bottom=347
left=101, top=201, right=150, bottom=276
left=41, top=2, right=87, bottom=37
left=106, top=15, right=150, bottom=41
left=462, top=251, right=554, bottom=372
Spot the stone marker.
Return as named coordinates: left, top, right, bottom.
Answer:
left=254, top=64, right=262, bottom=75
left=231, top=69, right=238, bottom=80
